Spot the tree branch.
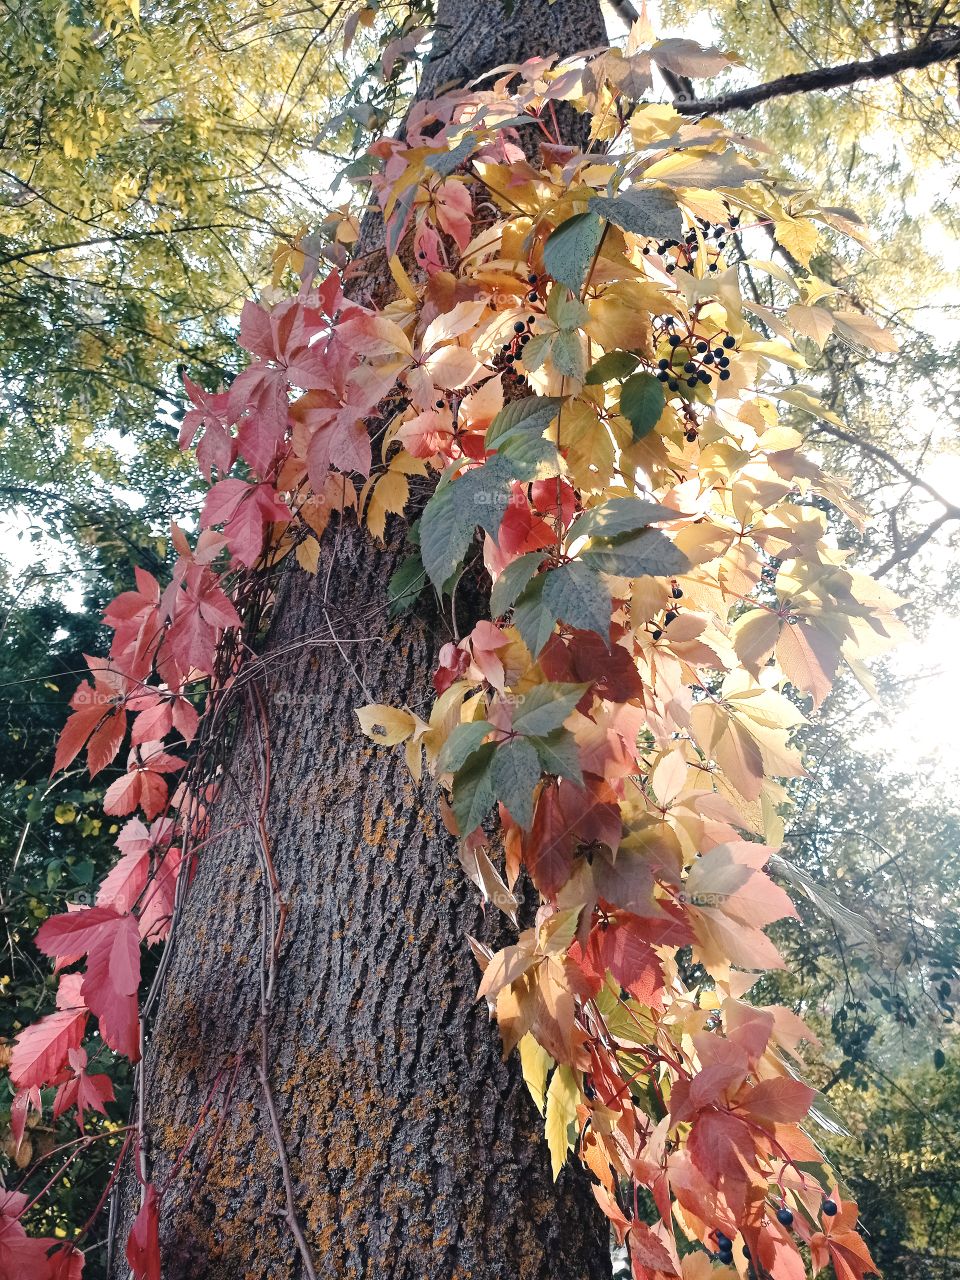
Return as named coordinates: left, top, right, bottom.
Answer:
left=674, top=32, right=960, bottom=115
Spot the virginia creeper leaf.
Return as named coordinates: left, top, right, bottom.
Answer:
left=581, top=527, right=689, bottom=578
left=490, top=736, right=541, bottom=829
left=512, top=682, right=589, bottom=736
left=541, top=560, right=612, bottom=644
left=542, top=212, right=605, bottom=293
left=618, top=372, right=665, bottom=441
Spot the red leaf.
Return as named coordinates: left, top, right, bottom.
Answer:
left=49, top=1244, right=85, bottom=1279
left=0, top=1189, right=54, bottom=1278
left=36, top=908, right=141, bottom=1061
left=126, top=1185, right=161, bottom=1280
left=10, top=1006, right=88, bottom=1090
left=737, top=1077, right=815, bottom=1127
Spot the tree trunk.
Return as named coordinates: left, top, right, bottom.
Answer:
left=113, top=3, right=612, bottom=1277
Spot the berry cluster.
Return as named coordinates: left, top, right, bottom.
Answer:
left=651, top=582, right=683, bottom=639
left=499, top=275, right=540, bottom=378
left=655, top=317, right=737, bottom=396
left=643, top=212, right=740, bottom=275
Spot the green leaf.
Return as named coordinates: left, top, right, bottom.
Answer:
left=528, top=729, right=583, bottom=787
left=490, top=552, right=543, bottom=618
left=451, top=743, right=497, bottom=835
left=619, top=372, right=665, bottom=441
left=485, top=395, right=565, bottom=452
left=545, top=287, right=590, bottom=331
left=550, top=329, right=585, bottom=381
left=571, top=497, right=678, bottom=543
left=581, top=527, right=689, bottom=578
left=512, top=682, right=589, bottom=736
left=541, top=560, right=611, bottom=643
left=543, top=211, right=605, bottom=292
left=437, top=721, right=493, bottom=775
left=387, top=555, right=427, bottom=617
left=425, top=132, right=478, bottom=176
left=584, top=350, right=641, bottom=385
left=513, top=575, right=556, bottom=658
left=588, top=186, right=682, bottom=242
left=520, top=332, right=552, bottom=373
left=490, top=736, right=541, bottom=829
left=419, top=455, right=515, bottom=591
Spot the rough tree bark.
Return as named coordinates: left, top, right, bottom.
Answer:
left=111, top=3, right=614, bottom=1277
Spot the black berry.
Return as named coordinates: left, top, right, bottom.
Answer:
left=822, top=1200, right=838, bottom=1217
left=723, top=335, right=736, bottom=349
left=698, top=370, right=711, bottom=383
left=664, top=610, right=679, bottom=624
left=672, top=585, right=683, bottom=599
left=718, top=369, right=731, bottom=381
left=683, top=361, right=696, bottom=373
left=668, top=335, right=681, bottom=347
left=696, top=341, right=708, bottom=353
left=527, top=273, right=538, bottom=284
left=657, top=371, right=669, bottom=382
left=668, top=379, right=680, bottom=391
left=514, top=321, right=525, bottom=333
left=527, top=291, right=538, bottom=302
left=686, top=376, right=697, bottom=387
left=776, top=1207, right=794, bottom=1228
left=652, top=627, right=663, bottom=640
left=658, top=358, right=670, bottom=370
left=435, top=399, right=444, bottom=408
left=685, top=429, right=697, bottom=443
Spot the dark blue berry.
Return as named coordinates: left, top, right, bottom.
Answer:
left=723, top=335, right=736, bottom=349
left=652, top=627, right=663, bottom=640
left=514, top=321, right=525, bottom=333
left=685, top=429, right=697, bottom=442
left=664, top=610, right=679, bottom=624
left=683, top=361, right=696, bottom=372
left=668, top=335, right=681, bottom=347
left=776, top=1207, right=794, bottom=1228
left=696, top=341, right=708, bottom=353
left=822, top=1200, right=838, bottom=1217
left=658, top=358, right=670, bottom=370
left=718, top=369, right=731, bottom=381
left=716, top=1232, right=732, bottom=1250
left=672, top=585, right=683, bottom=599
left=699, top=371, right=711, bottom=383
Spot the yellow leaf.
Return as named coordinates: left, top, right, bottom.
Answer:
left=519, top=1034, right=553, bottom=1115
left=544, top=1064, right=578, bottom=1179
left=295, top=537, right=320, bottom=574
left=773, top=215, right=819, bottom=267
left=54, top=804, right=77, bottom=825
left=355, top=704, right=417, bottom=746
left=364, top=470, right=410, bottom=542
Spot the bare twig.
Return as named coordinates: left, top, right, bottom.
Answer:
left=675, top=32, right=960, bottom=115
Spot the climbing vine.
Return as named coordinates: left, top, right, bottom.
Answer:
left=5, top=22, right=904, bottom=1280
